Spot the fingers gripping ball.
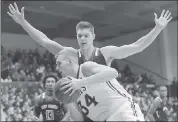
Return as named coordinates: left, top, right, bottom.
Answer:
left=53, top=77, right=80, bottom=104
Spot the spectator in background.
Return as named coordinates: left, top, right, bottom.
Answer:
left=33, top=48, right=41, bottom=64
left=43, top=50, right=49, bottom=66
left=33, top=48, right=40, bottom=58
left=27, top=73, right=36, bottom=81
left=13, top=59, right=23, bottom=71
left=1, top=104, right=7, bottom=121
left=28, top=49, right=34, bottom=64
left=13, top=48, right=21, bottom=63
left=1, top=45, right=5, bottom=54
left=18, top=69, right=27, bottom=81
left=1, top=78, right=4, bottom=82
left=1, top=56, right=9, bottom=79
left=3, top=75, right=12, bottom=82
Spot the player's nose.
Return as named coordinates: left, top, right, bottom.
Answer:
left=56, top=66, right=60, bottom=72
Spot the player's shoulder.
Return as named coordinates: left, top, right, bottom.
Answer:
left=154, top=97, right=162, bottom=104
left=100, top=45, right=117, bottom=51
left=55, top=47, right=78, bottom=58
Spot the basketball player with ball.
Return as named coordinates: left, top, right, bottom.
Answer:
left=8, top=2, right=173, bottom=121
left=53, top=47, right=145, bottom=121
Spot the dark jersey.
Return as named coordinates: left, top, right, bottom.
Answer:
left=153, top=97, right=168, bottom=121
left=78, top=47, right=107, bottom=65
left=37, top=93, right=65, bottom=121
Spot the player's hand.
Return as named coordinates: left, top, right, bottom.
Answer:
left=7, top=2, right=25, bottom=25
left=154, top=10, right=172, bottom=30
left=60, top=77, right=83, bottom=96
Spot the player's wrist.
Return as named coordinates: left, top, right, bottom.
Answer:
left=155, top=24, right=163, bottom=31
left=19, top=19, right=27, bottom=26
left=77, top=79, right=85, bottom=89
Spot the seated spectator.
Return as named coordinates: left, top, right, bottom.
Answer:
left=18, top=69, right=27, bottom=81
left=3, top=76, right=12, bottom=82
left=1, top=78, right=4, bottom=82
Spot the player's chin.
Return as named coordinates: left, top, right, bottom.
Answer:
left=47, top=87, right=54, bottom=90
left=80, top=44, right=87, bottom=49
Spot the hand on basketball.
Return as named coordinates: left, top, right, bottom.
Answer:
left=7, top=2, right=25, bottom=25
left=154, top=10, right=172, bottom=30
left=60, top=77, right=83, bottom=96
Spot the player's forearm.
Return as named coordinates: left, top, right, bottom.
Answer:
left=20, top=20, right=49, bottom=45
left=81, top=68, right=118, bottom=86
left=19, top=19, right=64, bottom=54
left=133, top=25, right=162, bottom=51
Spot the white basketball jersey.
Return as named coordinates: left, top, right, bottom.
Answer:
left=76, top=66, right=133, bottom=121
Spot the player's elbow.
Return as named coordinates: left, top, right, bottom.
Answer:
left=106, top=68, right=118, bottom=79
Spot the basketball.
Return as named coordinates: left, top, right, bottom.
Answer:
left=53, top=77, right=80, bottom=104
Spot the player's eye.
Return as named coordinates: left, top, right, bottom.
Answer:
left=77, top=34, right=82, bottom=38
left=84, top=35, right=89, bottom=38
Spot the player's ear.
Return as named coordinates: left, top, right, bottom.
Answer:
left=93, top=33, right=95, bottom=40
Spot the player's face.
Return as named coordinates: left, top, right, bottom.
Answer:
left=56, top=56, right=77, bottom=78
left=76, top=28, right=95, bottom=50
left=45, top=77, right=56, bottom=90
left=159, top=86, right=167, bottom=97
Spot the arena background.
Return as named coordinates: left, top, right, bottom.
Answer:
left=1, top=1, right=178, bottom=121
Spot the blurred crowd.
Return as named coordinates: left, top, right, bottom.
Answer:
left=1, top=83, right=44, bottom=121
left=1, top=46, right=57, bottom=82
left=1, top=47, right=178, bottom=121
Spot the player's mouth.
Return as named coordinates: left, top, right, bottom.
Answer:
left=81, top=42, right=86, bottom=45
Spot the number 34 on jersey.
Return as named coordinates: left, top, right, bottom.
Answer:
left=77, top=87, right=99, bottom=116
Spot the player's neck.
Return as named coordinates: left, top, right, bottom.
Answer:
left=160, top=96, right=167, bottom=100
left=45, top=90, right=53, bottom=96
left=80, top=45, right=95, bottom=60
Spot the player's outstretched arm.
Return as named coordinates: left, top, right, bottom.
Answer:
left=145, top=97, right=161, bottom=121
left=100, top=10, right=172, bottom=60
left=7, top=2, right=64, bottom=55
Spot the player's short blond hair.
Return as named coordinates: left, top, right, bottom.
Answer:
left=76, top=21, right=94, bottom=34
left=55, top=47, right=78, bottom=62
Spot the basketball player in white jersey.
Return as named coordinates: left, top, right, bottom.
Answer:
left=8, top=2, right=172, bottom=67
left=55, top=47, right=145, bottom=121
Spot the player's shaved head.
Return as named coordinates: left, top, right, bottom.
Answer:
left=56, top=47, right=78, bottom=63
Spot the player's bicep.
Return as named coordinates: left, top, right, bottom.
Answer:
left=148, top=98, right=161, bottom=114
left=101, top=45, right=140, bottom=59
